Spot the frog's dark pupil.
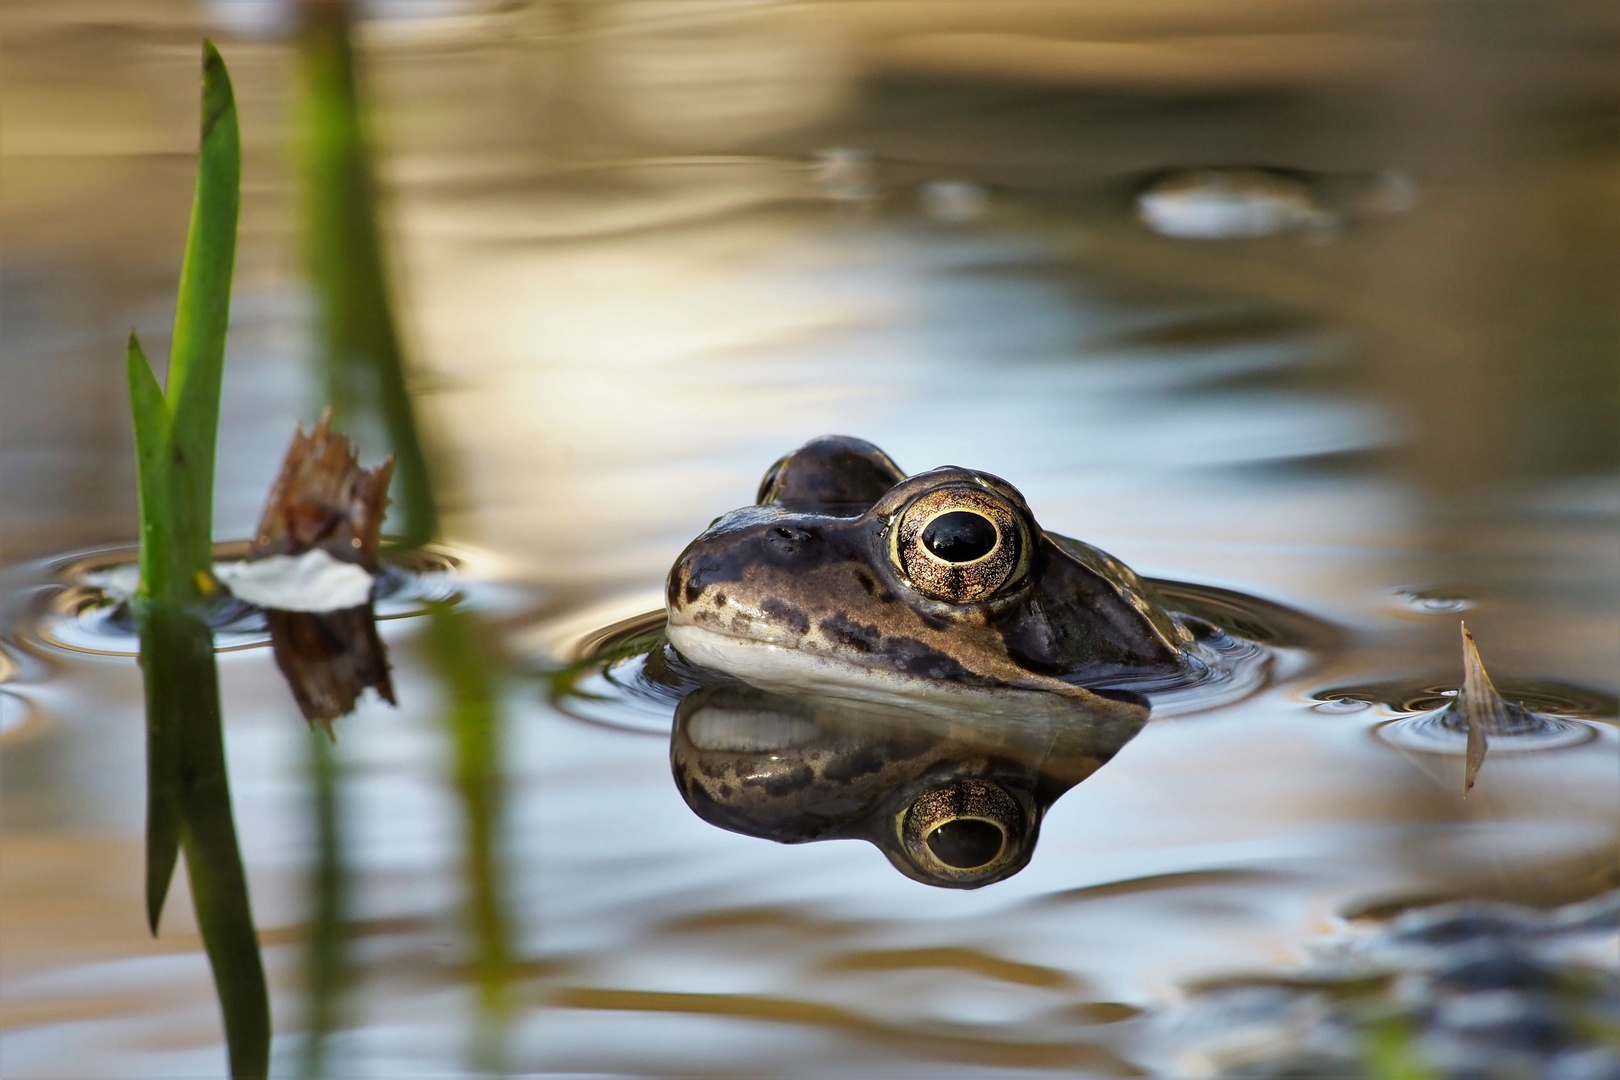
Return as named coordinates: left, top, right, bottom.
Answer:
left=922, top=511, right=997, bottom=563
left=926, top=818, right=1004, bottom=869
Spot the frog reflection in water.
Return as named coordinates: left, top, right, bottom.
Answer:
left=671, top=683, right=1143, bottom=888
left=659, top=435, right=1226, bottom=887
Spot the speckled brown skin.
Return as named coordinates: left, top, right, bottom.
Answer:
left=666, top=436, right=1192, bottom=697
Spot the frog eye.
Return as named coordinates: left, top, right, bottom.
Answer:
left=755, top=454, right=790, bottom=505
left=898, top=780, right=1025, bottom=885
left=892, top=486, right=1024, bottom=602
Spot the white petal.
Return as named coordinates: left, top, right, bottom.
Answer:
left=214, top=550, right=376, bottom=613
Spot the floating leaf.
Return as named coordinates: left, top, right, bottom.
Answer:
left=1457, top=623, right=1497, bottom=792
left=249, top=417, right=396, bottom=726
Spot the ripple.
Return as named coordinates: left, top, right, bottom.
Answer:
left=547, top=577, right=1330, bottom=729
left=1314, top=678, right=1617, bottom=719
left=1311, top=696, right=1371, bottom=715
left=1133, top=632, right=1280, bottom=717
left=1150, top=579, right=1343, bottom=650
left=546, top=611, right=703, bottom=735
left=1392, top=585, right=1474, bottom=615
left=1314, top=676, right=1609, bottom=756
left=1376, top=709, right=1596, bottom=755
left=26, top=542, right=464, bottom=658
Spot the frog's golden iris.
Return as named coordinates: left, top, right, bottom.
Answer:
left=891, top=483, right=1027, bottom=603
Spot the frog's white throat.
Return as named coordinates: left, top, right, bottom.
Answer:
left=664, top=621, right=1147, bottom=730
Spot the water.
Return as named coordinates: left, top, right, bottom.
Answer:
left=2, top=2, right=1616, bottom=1075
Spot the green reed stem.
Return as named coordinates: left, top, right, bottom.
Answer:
left=295, top=0, right=438, bottom=546
left=126, top=43, right=269, bottom=1079
left=292, top=6, right=516, bottom=1068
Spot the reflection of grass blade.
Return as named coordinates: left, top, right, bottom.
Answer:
left=173, top=605, right=270, bottom=1080
left=139, top=604, right=270, bottom=1078
left=297, top=2, right=438, bottom=546
left=301, top=728, right=345, bottom=1080
left=1362, top=1017, right=1439, bottom=1080
left=424, top=604, right=512, bottom=1066
left=136, top=605, right=185, bottom=933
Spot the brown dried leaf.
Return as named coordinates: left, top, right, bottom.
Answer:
left=1457, top=622, right=1505, bottom=793
left=254, top=416, right=397, bottom=727
left=253, top=413, right=393, bottom=570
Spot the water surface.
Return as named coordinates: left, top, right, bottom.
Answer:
left=1, top=2, right=1615, bottom=1075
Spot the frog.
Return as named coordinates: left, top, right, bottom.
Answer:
left=665, top=435, right=1204, bottom=723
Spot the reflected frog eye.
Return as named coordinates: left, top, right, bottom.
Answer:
left=899, top=780, right=1025, bottom=884
left=926, top=817, right=1004, bottom=869
left=892, top=486, right=1024, bottom=602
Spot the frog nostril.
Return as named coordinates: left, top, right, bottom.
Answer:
left=766, top=525, right=817, bottom=556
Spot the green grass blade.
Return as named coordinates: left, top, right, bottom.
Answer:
left=126, top=333, right=175, bottom=604
left=166, top=40, right=240, bottom=574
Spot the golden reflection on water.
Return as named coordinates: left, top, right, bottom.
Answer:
left=1, top=0, right=1615, bottom=1074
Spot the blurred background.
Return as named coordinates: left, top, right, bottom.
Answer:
left=1, top=0, right=1616, bottom=1075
